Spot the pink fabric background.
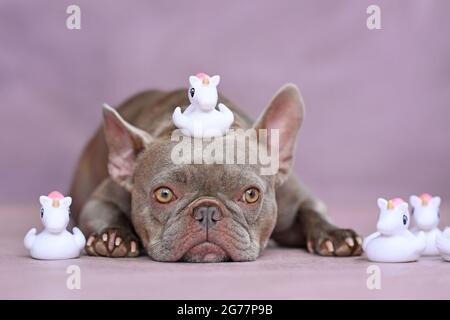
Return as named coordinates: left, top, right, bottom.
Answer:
left=1, top=0, right=449, bottom=212
left=1, top=0, right=450, bottom=300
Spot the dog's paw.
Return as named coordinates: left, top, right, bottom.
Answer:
left=307, top=227, right=363, bottom=257
left=85, top=228, right=140, bottom=258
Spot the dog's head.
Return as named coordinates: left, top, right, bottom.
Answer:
left=102, top=84, right=305, bottom=262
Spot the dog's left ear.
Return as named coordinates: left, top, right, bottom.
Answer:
left=102, top=104, right=153, bottom=191
left=253, top=84, right=305, bottom=186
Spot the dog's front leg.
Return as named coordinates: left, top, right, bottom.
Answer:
left=297, top=204, right=363, bottom=256
left=78, top=178, right=140, bottom=258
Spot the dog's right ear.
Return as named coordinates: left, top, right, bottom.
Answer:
left=253, top=84, right=305, bottom=186
left=102, top=104, right=153, bottom=191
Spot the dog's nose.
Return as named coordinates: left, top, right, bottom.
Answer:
left=193, top=205, right=223, bottom=228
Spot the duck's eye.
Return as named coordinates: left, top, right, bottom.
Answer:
left=190, top=88, right=195, bottom=98
left=154, top=187, right=175, bottom=204
left=242, top=188, right=260, bottom=204
left=40, top=207, right=44, bottom=218
left=403, top=215, right=408, bottom=225
left=411, top=208, right=414, bottom=215
left=438, top=211, right=440, bottom=219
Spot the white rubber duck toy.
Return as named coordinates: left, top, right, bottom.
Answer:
left=409, top=193, right=442, bottom=255
left=363, top=198, right=426, bottom=262
left=24, top=191, right=86, bottom=260
left=436, top=227, right=450, bottom=261
left=172, top=73, right=234, bottom=138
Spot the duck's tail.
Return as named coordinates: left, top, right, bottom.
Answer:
left=24, top=228, right=37, bottom=250
left=416, top=231, right=427, bottom=253
left=363, top=232, right=380, bottom=251
left=436, top=232, right=450, bottom=255
left=172, top=107, right=188, bottom=129
left=72, top=227, right=87, bottom=250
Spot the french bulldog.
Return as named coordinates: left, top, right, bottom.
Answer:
left=69, top=84, right=362, bottom=262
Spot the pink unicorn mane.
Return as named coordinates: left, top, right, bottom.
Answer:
left=390, top=198, right=405, bottom=207
left=48, top=191, right=64, bottom=199
left=419, top=193, right=432, bottom=202
left=386, top=197, right=405, bottom=210
left=196, top=72, right=209, bottom=79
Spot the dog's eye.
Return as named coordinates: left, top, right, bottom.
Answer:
left=40, top=207, right=44, bottom=218
left=242, top=188, right=260, bottom=204
left=154, top=187, right=175, bottom=204
left=190, top=88, right=195, bottom=98
left=403, top=215, right=408, bottom=225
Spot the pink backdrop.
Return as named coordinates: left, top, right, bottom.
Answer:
left=1, top=0, right=449, bottom=215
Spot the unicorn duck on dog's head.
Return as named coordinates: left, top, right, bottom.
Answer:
left=410, top=193, right=442, bottom=255
left=172, top=73, right=234, bottom=138
left=24, top=191, right=86, bottom=260
left=363, top=198, right=426, bottom=262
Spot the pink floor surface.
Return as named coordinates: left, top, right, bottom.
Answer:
left=1, top=204, right=449, bottom=299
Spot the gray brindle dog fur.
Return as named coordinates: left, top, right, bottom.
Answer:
left=69, top=84, right=362, bottom=262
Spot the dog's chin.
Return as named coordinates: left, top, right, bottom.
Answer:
left=181, top=242, right=230, bottom=263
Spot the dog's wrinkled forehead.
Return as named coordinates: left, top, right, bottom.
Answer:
left=134, top=139, right=269, bottom=192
